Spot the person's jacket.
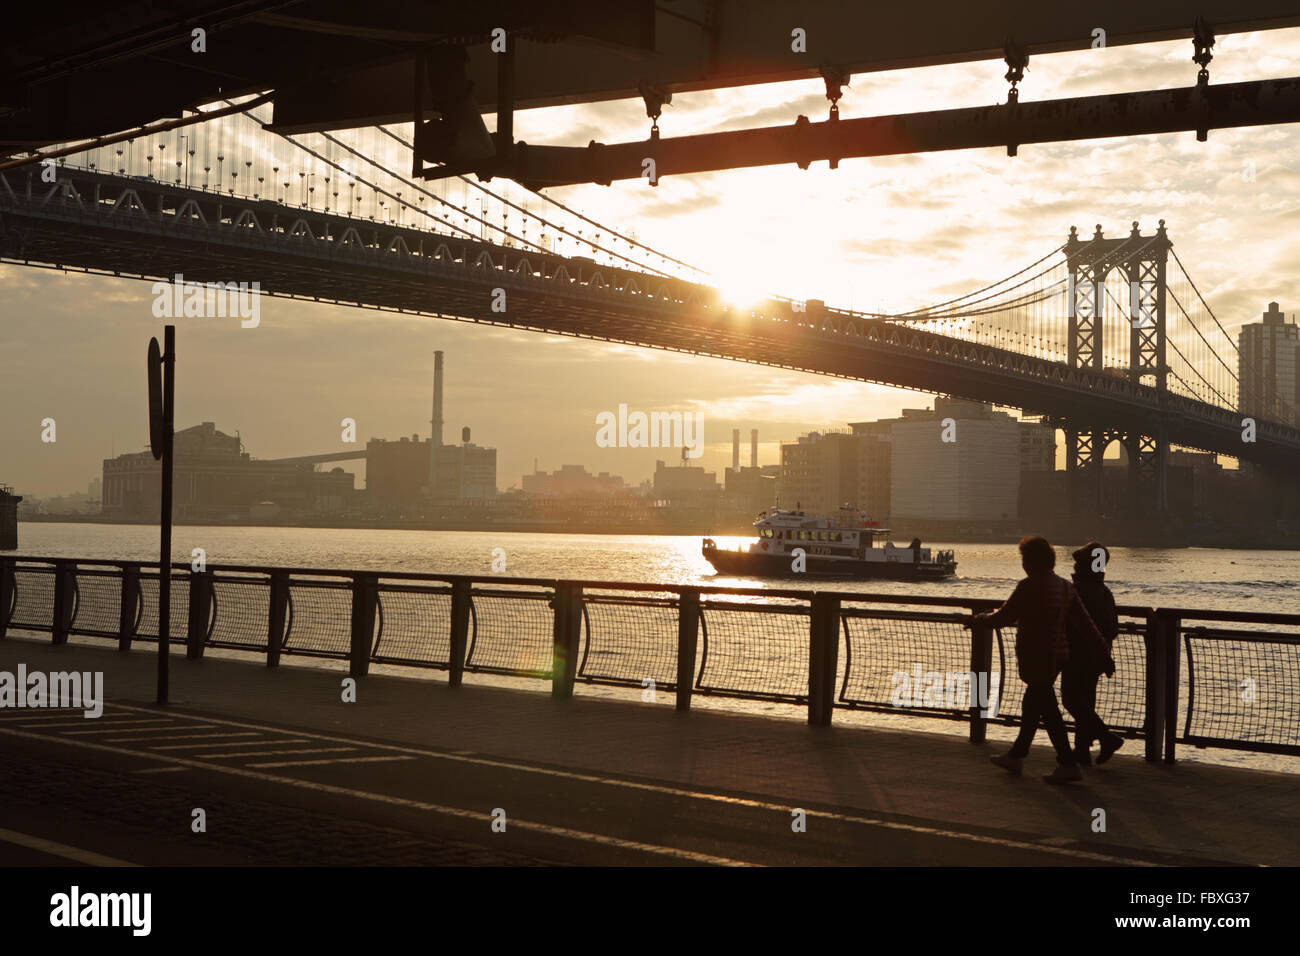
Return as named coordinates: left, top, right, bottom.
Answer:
left=978, top=570, right=1111, bottom=684
left=1068, top=570, right=1119, bottom=675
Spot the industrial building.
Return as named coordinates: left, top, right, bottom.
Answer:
left=724, top=429, right=779, bottom=515
left=101, top=422, right=355, bottom=519
left=364, top=350, right=498, bottom=511
left=522, top=464, right=626, bottom=497
left=651, top=459, right=720, bottom=504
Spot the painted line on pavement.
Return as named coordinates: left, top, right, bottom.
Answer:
left=105, top=701, right=1154, bottom=866
left=146, top=736, right=292, bottom=750
left=205, top=747, right=358, bottom=759
left=0, top=826, right=137, bottom=867
left=0, top=725, right=754, bottom=867
left=247, top=755, right=414, bottom=769
left=61, top=724, right=213, bottom=737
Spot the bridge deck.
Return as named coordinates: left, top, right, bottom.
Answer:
left=1, top=634, right=1295, bottom=866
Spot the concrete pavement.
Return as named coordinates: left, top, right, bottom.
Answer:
left=1, top=634, right=1296, bottom=866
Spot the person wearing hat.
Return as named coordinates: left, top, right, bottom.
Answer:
left=1063, top=542, right=1123, bottom=765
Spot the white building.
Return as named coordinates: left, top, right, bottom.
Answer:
left=889, top=399, right=1021, bottom=522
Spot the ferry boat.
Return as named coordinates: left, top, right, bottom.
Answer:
left=702, top=507, right=957, bottom=581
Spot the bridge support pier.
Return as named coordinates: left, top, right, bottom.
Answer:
left=1065, top=428, right=1105, bottom=519
left=1126, top=430, right=1168, bottom=517
left=1066, top=426, right=1167, bottom=521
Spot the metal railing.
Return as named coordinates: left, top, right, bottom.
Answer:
left=2, top=556, right=1298, bottom=761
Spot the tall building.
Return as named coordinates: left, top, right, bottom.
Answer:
left=848, top=420, right=895, bottom=521
left=1019, top=418, right=1056, bottom=472
left=779, top=432, right=858, bottom=514
left=1239, top=302, right=1300, bottom=425
left=889, top=399, right=1021, bottom=523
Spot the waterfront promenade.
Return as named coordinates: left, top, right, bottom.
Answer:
left=1, top=634, right=1296, bottom=867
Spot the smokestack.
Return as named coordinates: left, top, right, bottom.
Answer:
left=430, top=351, right=444, bottom=486
left=732, top=429, right=740, bottom=472
left=750, top=429, right=758, bottom=468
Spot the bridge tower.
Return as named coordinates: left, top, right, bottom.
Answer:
left=1062, top=221, right=1172, bottom=519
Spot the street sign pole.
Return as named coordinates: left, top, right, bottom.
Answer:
left=148, top=326, right=176, bottom=705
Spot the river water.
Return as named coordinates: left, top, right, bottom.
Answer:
left=18, top=521, right=1300, bottom=613
left=13, top=522, right=1300, bottom=773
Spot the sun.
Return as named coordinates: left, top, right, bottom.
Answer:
left=710, top=264, right=774, bottom=312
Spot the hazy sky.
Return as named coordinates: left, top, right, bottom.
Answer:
left=4, top=28, right=1300, bottom=497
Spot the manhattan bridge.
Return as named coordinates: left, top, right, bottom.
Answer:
left=3, top=3, right=1300, bottom=521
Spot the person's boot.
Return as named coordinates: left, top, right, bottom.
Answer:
left=1097, top=734, right=1124, bottom=765
left=989, top=752, right=1023, bottom=775
left=1074, top=744, right=1093, bottom=767
left=1042, top=762, right=1083, bottom=784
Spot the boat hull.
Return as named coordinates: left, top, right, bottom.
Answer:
left=702, top=546, right=956, bottom=581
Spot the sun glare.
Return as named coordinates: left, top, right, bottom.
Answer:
left=711, top=266, right=774, bottom=312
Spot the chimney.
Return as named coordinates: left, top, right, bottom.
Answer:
left=732, top=429, right=740, bottom=472
left=430, top=350, right=444, bottom=486
left=750, top=429, right=758, bottom=468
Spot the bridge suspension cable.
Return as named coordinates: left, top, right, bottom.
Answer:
left=884, top=242, right=1071, bottom=320
left=33, top=96, right=1250, bottom=420
left=373, top=125, right=708, bottom=281
left=1171, top=248, right=1239, bottom=353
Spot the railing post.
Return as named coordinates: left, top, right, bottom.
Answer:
left=1143, top=610, right=1168, bottom=762
left=551, top=583, right=582, bottom=700
left=118, top=564, right=140, bottom=651
left=266, top=571, right=289, bottom=668
left=186, top=570, right=212, bottom=659
left=1163, top=613, right=1181, bottom=764
left=969, top=613, right=994, bottom=744
left=51, top=560, right=75, bottom=645
left=676, top=588, right=700, bottom=712
left=448, top=580, right=471, bottom=687
left=808, top=593, right=840, bottom=726
left=0, top=557, right=13, bottom=640
left=349, top=573, right=378, bottom=678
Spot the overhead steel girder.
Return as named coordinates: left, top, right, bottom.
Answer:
left=273, top=0, right=1300, bottom=131
left=430, top=76, right=1300, bottom=187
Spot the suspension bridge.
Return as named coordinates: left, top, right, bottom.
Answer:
left=1, top=98, right=1297, bottom=518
